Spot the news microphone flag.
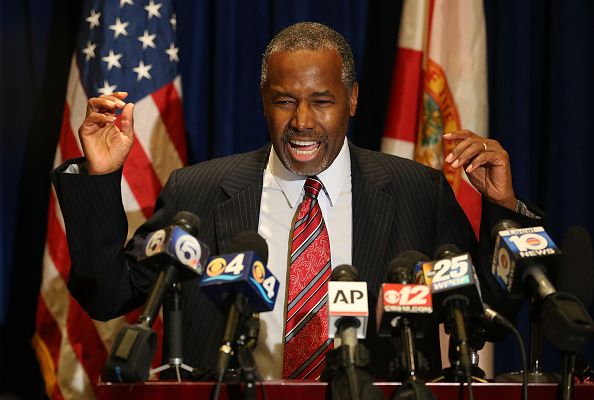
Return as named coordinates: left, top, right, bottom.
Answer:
left=491, top=226, right=561, bottom=299
left=33, top=1, right=187, bottom=398
left=381, top=0, right=488, bottom=237
left=139, top=225, right=209, bottom=280
left=377, top=283, right=432, bottom=337
left=421, top=252, right=484, bottom=322
left=200, top=251, right=280, bottom=313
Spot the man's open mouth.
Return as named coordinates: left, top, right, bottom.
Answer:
left=288, top=139, right=321, bottom=155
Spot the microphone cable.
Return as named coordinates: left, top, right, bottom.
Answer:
left=484, top=308, right=528, bottom=400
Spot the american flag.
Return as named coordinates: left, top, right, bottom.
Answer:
left=33, top=1, right=187, bottom=398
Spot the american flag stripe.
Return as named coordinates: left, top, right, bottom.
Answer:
left=35, top=293, right=63, bottom=376
left=66, top=296, right=109, bottom=383
left=35, top=1, right=186, bottom=398
left=122, top=139, right=164, bottom=217
left=58, top=105, right=83, bottom=161
left=46, top=196, right=71, bottom=282
left=151, top=79, right=187, bottom=165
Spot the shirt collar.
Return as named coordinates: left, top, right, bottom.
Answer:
left=263, top=138, right=351, bottom=208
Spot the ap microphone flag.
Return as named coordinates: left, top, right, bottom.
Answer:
left=327, top=280, right=369, bottom=339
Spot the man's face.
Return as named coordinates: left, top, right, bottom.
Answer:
left=261, top=49, right=358, bottom=176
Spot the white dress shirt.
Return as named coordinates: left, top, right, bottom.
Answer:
left=255, top=138, right=353, bottom=379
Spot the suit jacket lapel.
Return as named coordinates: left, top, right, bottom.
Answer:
left=213, top=145, right=271, bottom=253
left=350, top=144, right=397, bottom=293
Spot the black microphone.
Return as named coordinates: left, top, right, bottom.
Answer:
left=328, top=265, right=369, bottom=358
left=557, top=225, right=594, bottom=308
left=103, top=211, right=206, bottom=382
left=423, top=244, right=483, bottom=383
left=490, top=220, right=594, bottom=352
left=198, top=232, right=279, bottom=387
left=326, top=265, right=367, bottom=400
left=137, top=211, right=210, bottom=326
left=490, top=219, right=561, bottom=301
left=383, top=252, right=436, bottom=399
left=378, top=252, right=432, bottom=382
left=324, top=265, right=384, bottom=400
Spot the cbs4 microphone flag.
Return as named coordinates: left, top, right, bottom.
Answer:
left=33, top=1, right=187, bottom=398
left=381, top=0, right=488, bottom=238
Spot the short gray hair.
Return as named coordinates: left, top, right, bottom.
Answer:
left=260, top=22, right=356, bottom=92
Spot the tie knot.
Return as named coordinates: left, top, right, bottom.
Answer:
left=304, top=176, right=323, bottom=199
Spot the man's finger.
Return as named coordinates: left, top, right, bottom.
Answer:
left=447, top=140, right=487, bottom=169
left=120, top=103, right=135, bottom=136
left=81, top=112, right=117, bottom=129
left=443, top=129, right=476, bottom=141
left=88, top=97, right=126, bottom=114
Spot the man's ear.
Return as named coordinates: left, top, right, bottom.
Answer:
left=261, top=88, right=268, bottom=116
left=349, top=82, right=359, bottom=117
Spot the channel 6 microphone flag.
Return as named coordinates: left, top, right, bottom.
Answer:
left=33, top=1, right=187, bottom=398
left=381, top=0, right=488, bottom=238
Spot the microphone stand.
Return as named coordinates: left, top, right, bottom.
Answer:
left=235, top=313, right=262, bottom=400
left=103, top=265, right=197, bottom=382
left=212, top=293, right=254, bottom=400
left=322, top=340, right=384, bottom=400
left=495, top=299, right=559, bottom=384
left=150, top=282, right=196, bottom=381
left=391, top=317, right=435, bottom=400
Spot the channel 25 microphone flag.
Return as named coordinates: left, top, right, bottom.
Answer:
left=381, top=0, right=488, bottom=237
left=33, top=1, right=187, bottom=398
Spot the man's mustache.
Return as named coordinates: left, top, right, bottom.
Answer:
left=282, top=129, right=327, bottom=141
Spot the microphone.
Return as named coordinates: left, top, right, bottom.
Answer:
left=324, top=265, right=384, bottom=400
left=198, top=232, right=279, bottom=384
left=328, top=264, right=369, bottom=345
left=137, top=211, right=210, bottom=326
left=378, top=253, right=432, bottom=384
left=103, top=211, right=206, bottom=382
left=380, top=253, right=436, bottom=400
left=422, top=244, right=483, bottom=383
left=377, top=252, right=433, bottom=335
left=557, top=225, right=594, bottom=308
left=490, top=220, right=561, bottom=301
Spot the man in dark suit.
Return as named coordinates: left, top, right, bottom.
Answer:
left=53, top=22, right=539, bottom=380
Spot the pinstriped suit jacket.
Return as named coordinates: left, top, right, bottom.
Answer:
left=53, top=141, right=537, bottom=379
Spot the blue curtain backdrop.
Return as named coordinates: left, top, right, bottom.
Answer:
left=1, top=0, right=593, bottom=397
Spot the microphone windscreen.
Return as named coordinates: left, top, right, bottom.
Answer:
left=385, top=257, right=414, bottom=283
left=173, top=211, right=202, bottom=236
left=434, top=243, right=461, bottom=260
left=331, top=264, right=358, bottom=281
left=385, top=250, right=429, bottom=283
left=490, top=219, right=521, bottom=240
left=558, top=226, right=594, bottom=307
left=227, top=231, right=269, bottom=264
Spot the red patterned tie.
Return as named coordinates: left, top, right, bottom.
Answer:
left=283, top=176, right=333, bottom=379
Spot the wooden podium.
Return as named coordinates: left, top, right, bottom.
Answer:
left=97, top=381, right=594, bottom=399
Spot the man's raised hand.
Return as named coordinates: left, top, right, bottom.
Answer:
left=78, top=92, right=135, bottom=175
left=443, top=129, right=517, bottom=210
